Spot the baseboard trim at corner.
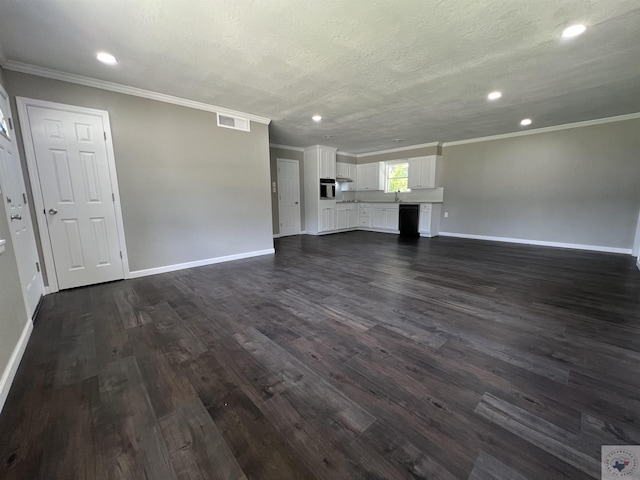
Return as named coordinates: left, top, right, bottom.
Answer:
left=274, top=231, right=306, bottom=239
left=636, top=258, right=640, bottom=271
left=439, top=232, right=632, bottom=255
left=128, top=249, right=276, bottom=278
left=0, top=320, right=33, bottom=414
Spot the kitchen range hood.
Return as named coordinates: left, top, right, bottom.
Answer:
left=335, top=176, right=353, bottom=183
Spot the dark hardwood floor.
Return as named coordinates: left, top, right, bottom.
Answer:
left=2, top=231, right=640, bottom=479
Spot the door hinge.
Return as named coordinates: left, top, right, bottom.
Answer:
left=119, top=251, right=122, bottom=259
left=8, top=118, right=13, bottom=130
left=112, top=193, right=115, bottom=202
left=104, top=132, right=107, bottom=141
left=36, top=262, right=40, bottom=272
left=22, top=193, right=27, bottom=204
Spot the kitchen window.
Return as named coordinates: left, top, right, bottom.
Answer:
left=385, top=161, right=410, bottom=193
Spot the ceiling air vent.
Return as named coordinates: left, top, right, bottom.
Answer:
left=217, top=113, right=250, bottom=132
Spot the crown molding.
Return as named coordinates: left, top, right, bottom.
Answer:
left=357, top=141, right=440, bottom=158
left=442, top=112, right=640, bottom=147
left=336, top=151, right=357, bottom=158
left=269, top=143, right=304, bottom=152
left=4, top=60, right=271, bottom=125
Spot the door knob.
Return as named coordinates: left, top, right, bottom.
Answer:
left=48, top=208, right=58, bottom=215
left=10, top=214, right=22, bottom=220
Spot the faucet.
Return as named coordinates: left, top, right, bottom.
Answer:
left=394, top=190, right=400, bottom=202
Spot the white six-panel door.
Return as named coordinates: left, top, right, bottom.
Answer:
left=277, top=159, right=301, bottom=237
left=0, top=86, right=44, bottom=317
left=24, top=104, right=124, bottom=290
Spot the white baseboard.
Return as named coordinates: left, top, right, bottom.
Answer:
left=0, top=320, right=33, bottom=414
left=273, top=231, right=306, bottom=239
left=636, top=258, right=640, bottom=271
left=44, top=286, right=51, bottom=295
left=439, top=232, right=632, bottom=254
left=129, top=248, right=276, bottom=278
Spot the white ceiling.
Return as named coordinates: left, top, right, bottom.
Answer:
left=0, top=1, right=639, bottom=154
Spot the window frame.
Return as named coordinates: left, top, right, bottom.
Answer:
left=384, top=160, right=410, bottom=193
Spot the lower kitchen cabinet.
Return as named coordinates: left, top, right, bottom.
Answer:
left=358, top=203, right=372, bottom=228
left=419, top=203, right=441, bottom=237
left=336, top=204, right=358, bottom=230
left=371, top=204, right=399, bottom=231
left=320, top=205, right=335, bottom=232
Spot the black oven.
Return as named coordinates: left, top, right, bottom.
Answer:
left=320, top=178, right=335, bottom=199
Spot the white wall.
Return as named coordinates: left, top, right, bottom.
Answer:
left=0, top=66, right=31, bottom=412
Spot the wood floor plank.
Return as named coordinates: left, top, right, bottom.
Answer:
left=468, top=451, right=530, bottom=480
left=233, top=327, right=376, bottom=439
left=159, top=399, right=247, bottom=480
left=94, top=355, right=178, bottom=480
left=182, top=351, right=317, bottom=480
left=475, top=392, right=600, bottom=478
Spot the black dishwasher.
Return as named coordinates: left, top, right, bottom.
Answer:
left=398, top=204, right=420, bottom=237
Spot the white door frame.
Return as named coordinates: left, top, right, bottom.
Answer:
left=15, top=97, right=130, bottom=293
left=276, top=158, right=301, bottom=236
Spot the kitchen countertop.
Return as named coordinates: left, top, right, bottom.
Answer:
left=335, top=201, right=442, bottom=204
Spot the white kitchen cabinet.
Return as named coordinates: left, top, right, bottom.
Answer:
left=336, top=205, right=348, bottom=230
left=347, top=206, right=358, bottom=228
left=336, top=204, right=358, bottom=230
left=408, top=156, right=437, bottom=189
left=371, top=204, right=399, bottom=231
left=320, top=205, right=335, bottom=232
left=419, top=203, right=442, bottom=237
left=319, top=147, right=336, bottom=179
left=357, top=162, right=384, bottom=191
left=336, top=162, right=348, bottom=179
left=303, top=145, right=337, bottom=235
left=358, top=203, right=372, bottom=228
left=337, top=163, right=358, bottom=191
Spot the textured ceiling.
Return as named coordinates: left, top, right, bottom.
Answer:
left=0, top=1, right=639, bottom=153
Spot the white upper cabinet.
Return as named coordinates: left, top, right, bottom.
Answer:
left=337, top=162, right=358, bottom=191
left=408, top=155, right=438, bottom=189
left=357, top=162, right=384, bottom=191
left=336, top=162, right=349, bottom=179
left=319, top=147, right=336, bottom=179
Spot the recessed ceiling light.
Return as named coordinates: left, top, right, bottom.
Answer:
left=312, top=115, right=322, bottom=122
left=96, top=51, right=118, bottom=65
left=488, top=91, right=502, bottom=100
left=392, top=139, right=404, bottom=143
left=561, top=24, right=586, bottom=38
left=520, top=118, right=532, bottom=126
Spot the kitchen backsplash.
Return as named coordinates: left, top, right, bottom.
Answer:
left=355, top=187, right=444, bottom=203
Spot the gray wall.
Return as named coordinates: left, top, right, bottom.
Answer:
left=269, top=147, right=304, bottom=236
left=357, top=144, right=440, bottom=164
left=440, top=119, right=640, bottom=249
left=337, top=153, right=356, bottom=165
left=5, top=71, right=274, bottom=273
left=0, top=66, right=30, bottom=407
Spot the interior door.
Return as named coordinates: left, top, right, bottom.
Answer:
left=277, top=159, right=301, bottom=237
left=0, top=87, right=44, bottom=317
left=25, top=105, right=123, bottom=290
